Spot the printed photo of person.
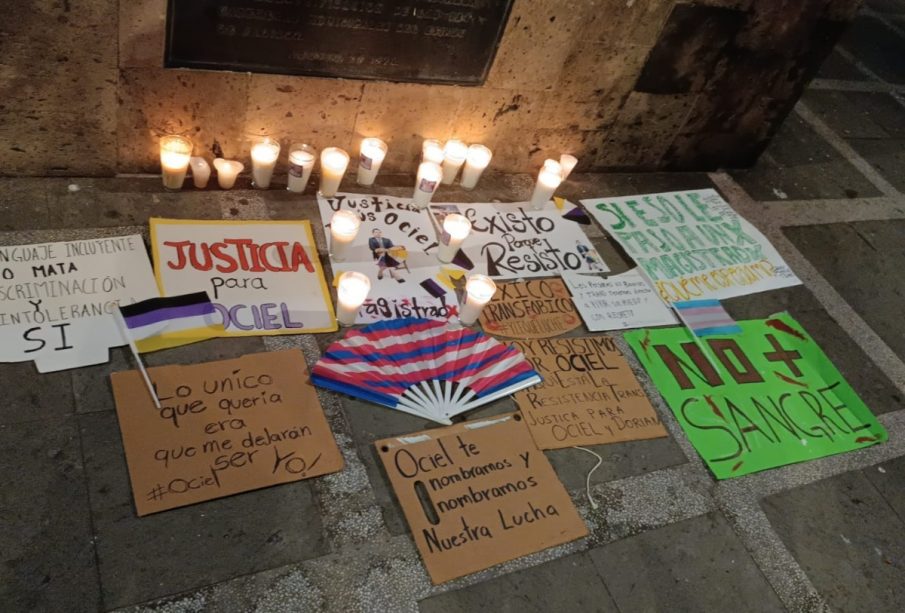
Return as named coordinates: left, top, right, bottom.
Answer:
left=575, top=240, right=606, bottom=271
left=368, top=229, right=407, bottom=283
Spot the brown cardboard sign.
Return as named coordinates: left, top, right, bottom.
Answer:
left=376, top=413, right=587, bottom=584
left=512, top=336, right=668, bottom=449
left=111, top=350, right=343, bottom=516
left=479, top=278, right=581, bottom=339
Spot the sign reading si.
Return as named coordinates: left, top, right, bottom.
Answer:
left=626, top=313, right=887, bottom=479
left=151, top=219, right=336, bottom=335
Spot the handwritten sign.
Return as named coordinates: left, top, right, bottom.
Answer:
left=479, top=278, right=581, bottom=339
left=625, top=313, right=887, bottom=479
left=151, top=219, right=336, bottom=335
left=581, top=189, right=800, bottom=303
left=377, top=414, right=587, bottom=584
left=562, top=270, right=677, bottom=331
left=111, top=350, right=344, bottom=515
left=512, top=336, right=667, bottom=449
left=0, top=235, right=158, bottom=372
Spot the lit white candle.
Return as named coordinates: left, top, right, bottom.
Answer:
left=189, top=156, right=211, bottom=189
left=412, top=161, right=442, bottom=209
left=460, top=144, right=492, bottom=190
left=213, top=158, right=244, bottom=190
left=319, top=147, right=350, bottom=197
left=250, top=138, right=280, bottom=189
left=458, top=274, right=497, bottom=326
left=159, top=135, right=192, bottom=190
left=422, top=139, right=445, bottom=165
left=437, top=213, right=471, bottom=263
left=336, top=271, right=371, bottom=326
left=287, top=144, right=316, bottom=193
left=357, top=137, right=387, bottom=186
left=441, top=139, right=467, bottom=184
left=330, top=210, right=361, bottom=262
left=559, top=154, right=578, bottom=180
left=529, top=159, right=563, bottom=210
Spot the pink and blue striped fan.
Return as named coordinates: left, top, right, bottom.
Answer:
left=311, top=318, right=542, bottom=424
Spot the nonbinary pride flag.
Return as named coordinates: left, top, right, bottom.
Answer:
left=119, top=292, right=223, bottom=353
left=673, top=299, right=741, bottom=337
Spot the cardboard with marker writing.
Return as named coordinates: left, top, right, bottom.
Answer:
left=512, top=336, right=667, bottom=449
left=478, top=278, right=582, bottom=339
left=376, top=414, right=587, bottom=584
left=111, top=349, right=343, bottom=516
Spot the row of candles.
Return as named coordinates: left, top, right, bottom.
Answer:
left=160, top=135, right=579, bottom=210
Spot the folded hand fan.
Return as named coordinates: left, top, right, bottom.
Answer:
left=311, top=318, right=542, bottom=424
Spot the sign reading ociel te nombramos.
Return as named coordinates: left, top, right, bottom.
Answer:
left=151, top=219, right=336, bottom=335
left=376, top=413, right=587, bottom=584
left=0, top=235, right=158, bottom=372
left=111, top=350, right=344, bottom=515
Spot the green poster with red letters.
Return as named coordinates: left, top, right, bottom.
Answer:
left=625, top=312, right=886, bottom=479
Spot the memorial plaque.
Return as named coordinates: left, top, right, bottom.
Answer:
left=166, top=0, right=515, bottom=85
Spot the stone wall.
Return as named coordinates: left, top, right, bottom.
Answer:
left=0, top=0, right=863, bottom=177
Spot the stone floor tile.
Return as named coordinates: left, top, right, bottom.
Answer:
left=0, top=360, right=74, bottom=425
left=590, top=511, right=785, bottom=613
left=802, top=90, right=905, bottom=139
left=418, top=552, right=618, bottom=613
left=724, top=284, right=905, bottom=415
left=815, top=49, right=870, bottom=81
left=840, top=14, right=905, bottom=84
left=846, top=137, right=905, bottom=191
left=0, top=417, right=99, bottom=612
left=863, top=456, right=905, bottom=518
left=763, top=470, right=905, bottom=613
left=0, top=179, right=50, bottom=231
left=79, top=411, right=327, bottom=609
left=71, top=347, right=131, bottom=414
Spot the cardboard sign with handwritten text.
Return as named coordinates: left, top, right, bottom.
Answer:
left=479, top=278, right=581, bottom=339
left=512, top=336, right=667, bottom=449
left=111, top=350, right=343, bottom=515
left=377, top=414, right=587, bottom=584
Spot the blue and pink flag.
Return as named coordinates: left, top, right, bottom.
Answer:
left=672, top=299, right=741, bottom=337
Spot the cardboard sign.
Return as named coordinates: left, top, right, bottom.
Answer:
left=625, top=313, right=888, bottom=479
left=512, top=336, right=667, bottom=449
left=151, top=219, right=336, bottom=335
left=111, top=350, right=343, bottom=515
left=479, top=278, right=581, bottom=339
left=376, top=414, right=587, bottom=584
left=581, top=189, right=800, bottom=303
left=317, top=193, right=456, bottom=324
left=0, top=235, right=158, bottom=372
left=562, top=270, right=677, bottom=331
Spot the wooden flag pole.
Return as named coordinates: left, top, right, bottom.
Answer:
left=113, top=308, right=161, bottom=409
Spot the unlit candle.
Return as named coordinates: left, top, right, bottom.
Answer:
left=287, top=144, right=316, bottom=193
left=412, top=161, right=442, bottom=209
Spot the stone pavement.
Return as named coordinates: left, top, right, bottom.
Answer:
left=5, top=4, right=905, bottom=613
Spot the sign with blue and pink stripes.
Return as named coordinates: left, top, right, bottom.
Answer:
left=673, top=299, right=741, bottom=337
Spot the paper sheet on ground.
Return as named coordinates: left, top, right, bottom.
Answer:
left=0, top=235, right=158, bottom=372
left=111, top=350, right=343, bottom=515
left=151, top=219, right=336, bottom=335
left=376, top=413, right=587, bottom=584
left=581, top=189, right=800, bottom=303
left=479, top=278, right=581, bottom=338
left=625, top=313, right=887, bottom=479
left=562, top=269, right=676, bottom=331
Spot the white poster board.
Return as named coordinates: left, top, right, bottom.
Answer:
left=151, top=219, right=336, bottom=335
left=0, top=235, right=158, bottom=372
left=581, top=189, right=800, bottom=303
left=562, top=270, right=677, bottom=331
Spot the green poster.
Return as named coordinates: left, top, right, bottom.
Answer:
left=625, top=313, right=887, bottom=479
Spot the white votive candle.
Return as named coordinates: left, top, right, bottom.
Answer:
left=529, top=159, right=563, bottom=210
left=459, top=274, right=497, bottom=326
left=159, top=135, right=192, bottom=190
left=437, top=214, right=471, bottom=263
left=336, top=271, right=371, bottom=326
left=422, top=139, right=445, bottom=164
left=287, top=144, right=316, bottom=193
left=213, top=158, right=244, bottom=190
left=460, top=144, right=492, bottom=190
left=319, top=147, right=350, bottom=197
left=250, top=138, right=280, bottom=189
left=357, top=137, right=387, bottom=186
left=560, top=154, right=578, bottom=181
left=412, top=161, right=442, bottom=209
left=189, top=156, right=211, bottom=189
left=441, top=139, right=467, bottom=184
left=330, top=210, right=361, bottom=262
